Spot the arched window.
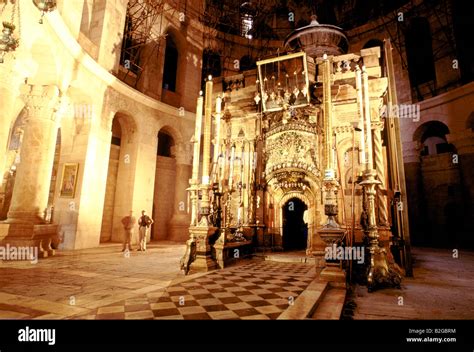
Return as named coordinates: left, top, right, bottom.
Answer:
left=414, top=121, right=455, bottom=156
left=405, top=17, right=436, bottom=87
left=162, top=35, right=179, bottom=92
left=202, top=49, right=221, bottom=79
left=120, top=12, right=141, bottom=74
left=157, top=131, right=175, bottom=157
left=239, top=55, right=256, bottom=72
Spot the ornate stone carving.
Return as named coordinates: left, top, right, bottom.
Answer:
left=20, top=85, right=60, bottom=121
left=265, top=130, right=319, bottom=177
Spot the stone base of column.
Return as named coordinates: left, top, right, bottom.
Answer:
left=0, top=223, right=58, bottom=259
left=320, top=265, right=346, bottom=283
left=317, top=227, right=347, bottom=283
left=188, top=225, right=218, bottom=274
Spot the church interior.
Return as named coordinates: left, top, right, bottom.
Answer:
left=0, top=0, right=473, bottom=321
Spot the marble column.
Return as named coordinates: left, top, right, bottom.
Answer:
left=0, top=84, right=60, bottom=258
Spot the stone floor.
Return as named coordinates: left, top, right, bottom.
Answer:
left=0, top=242, right=187, bottom=319
left=2, top=243, right=469, bottom=320
left=349, top=247, right=474, bottom=319
left=0, top=242, right=317, bottom=320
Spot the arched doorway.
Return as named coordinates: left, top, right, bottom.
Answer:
left=100, top=112, right=136, bottom=243
left=152, top=128, right=176, bottom=240
left=282, top=198, right=308, bottom=251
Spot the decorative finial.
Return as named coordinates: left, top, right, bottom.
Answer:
left=310, top=14, right=319, bottom=25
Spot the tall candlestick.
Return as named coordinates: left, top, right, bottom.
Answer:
left=213, top=96, right=222, bottom=163
left=229, top=143, right=235, bottom=191
left=192, top=91, right=203, bottom=181
left=219, top=142, right=227, bottom=191
left=202, top=75, right=213, bottom=185
left=362, top=66, right=373, bottom=170
left=323, top=55, right=334, bottom=173
left=355, top=66, right=366, bottom=164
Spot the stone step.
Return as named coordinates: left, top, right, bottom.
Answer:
left=263, top=253, right=316, bottom=264
left=278, top=279, right=328, bottom=319
left=311, top=287, right=346, bottom=320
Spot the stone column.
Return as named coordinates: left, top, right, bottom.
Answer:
left=169, top=144, right=192, bottom=242
left=0, top=65, right=18, bottom=186
left=402, top=141, right=424, bottom=244
left=7, top=85, right=59, bottom=222
left=448, top=130, right=474, bottom=245
left=0, top=84, right=60, bottom=258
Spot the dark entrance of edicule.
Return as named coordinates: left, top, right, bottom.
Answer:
left=282, top=198, right=308, bottom=251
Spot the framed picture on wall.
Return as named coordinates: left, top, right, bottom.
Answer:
left=59, top=163, right=79, bottom=198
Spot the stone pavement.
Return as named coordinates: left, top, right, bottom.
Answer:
left=349, top=247, right=474, bottom=319
left=0, top=241, right=318, bottom=320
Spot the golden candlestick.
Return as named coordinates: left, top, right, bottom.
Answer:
left=199, top=75, right=213, bottom=225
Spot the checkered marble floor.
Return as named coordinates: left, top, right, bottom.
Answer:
left=72, top=260, right=315, bottom=320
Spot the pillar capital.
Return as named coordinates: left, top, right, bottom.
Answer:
left=20, top=84, right=60, bottom=121
left=173, top=142, right=193, bottom=165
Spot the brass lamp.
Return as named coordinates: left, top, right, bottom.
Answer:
left=32, top=0, right=56, bottom=24
left=0, top=22, right=18, bottom=63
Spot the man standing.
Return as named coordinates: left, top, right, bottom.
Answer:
left=121, top=210, right=136, bottom=252
left=138, top=210, right=153, bottom=251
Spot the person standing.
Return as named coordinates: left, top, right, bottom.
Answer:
left=138, top=210, right=153, bottom=251
left=121, top=210, right=136, bottom=252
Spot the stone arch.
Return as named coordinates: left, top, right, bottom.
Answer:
left=161, top=26, right=187, bottom=105
left=413, top=120, right=455, bottom=156
left=277, top=191, right=314, bottom=252
left=113, top=110, right=138, bottom=143
left=466, top=111, right=474, bottom=131
left=152, top=124, right=189, bottom=241
left=100, top=111, right=139, bottom=242
left=413, top=120, right=450, bottom=143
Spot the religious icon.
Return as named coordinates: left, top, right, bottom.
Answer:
left=59, top=163, right=79, bottom=198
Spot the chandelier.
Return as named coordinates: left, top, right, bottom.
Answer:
left=256, top=51, right=310, bottom=112
left=0, top=1, right=19, bottom=64
left=32, top=0, right=56, bottom=24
